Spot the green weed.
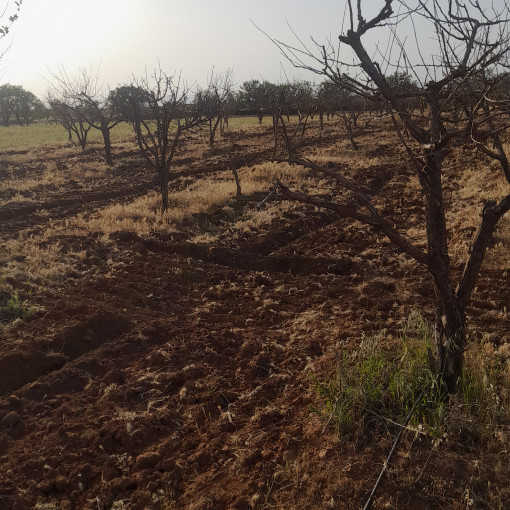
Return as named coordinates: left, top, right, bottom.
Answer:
left=313, top=313, right=507, bottom=441
left=0, top=288, right=35, bottom=325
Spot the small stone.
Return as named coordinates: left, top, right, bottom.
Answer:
left=254, top=274, right=270, bottom=287
left=45, top=353, right=67, bottom=369
left=1, top=411, right=20, bottom=428
left=46, top=421, right=58, bottom=434
left=318, top=449, right=330, bottom=460
left=135, top=451, right=161, bottom=469
left=7, top=395, right=21, bottom=407
left=45, top=468, right=58, bottom=479
left=147, top=481, right=158, bottom=492
left=102, top=467, right=118, bottom=482
left=114, top=476, right=137, bottom=491
left=104, top=368, right=124, bottom=385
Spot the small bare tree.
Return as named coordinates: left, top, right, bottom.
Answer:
left=81, top=94, right=121, bottom=166
left=274, top=81, right=317, bottom=157
left=317, top=80, right=344, bottom=134
left=337, top=92, right=367, bottom=150
left=47, top=93, right=95, bottom=149
left=131, top=69, right=209, bottom=211
left=46, top=67, right=98, bottom=150
left=47, top=68, right=122, bottom=165
left=195, top=68, right=234, bottom=148
left=269, top=0, right=510, bottom=393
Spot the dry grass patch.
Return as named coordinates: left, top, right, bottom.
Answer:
left=1, top=236, right=85, bottom=286
left=447, top=158, right=510, bottom=267
left=82, top=176, right=243, bottom=236
left=0, top=165, right=68, bottom=194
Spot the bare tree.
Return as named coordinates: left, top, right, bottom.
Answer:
left=337, top=92, right=367, bottom=150
left=273, top=81, right=317, bottom=157
left=317, top=80, right=344, bottom=134
left=195, top=68, right=234, bottom=148
left=46, top=68, right=98, bottom=149
left=76, top=86, right=123, bottom=166
left=47, top=92, right=95, bottom=149
left=268, top=0, right=510, bottom=393
left=131, top=68, right=210, bottom=211
left=46, top=68, right=124, bottom=164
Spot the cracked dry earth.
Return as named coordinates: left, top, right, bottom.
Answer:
left=0, top=122, right=509, bottom=509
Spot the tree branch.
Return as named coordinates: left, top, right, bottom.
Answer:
left=456, top=195, right=510, bottom=309
left=271, top=158, right=430, bottom=267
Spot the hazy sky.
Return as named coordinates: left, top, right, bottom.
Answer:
left=1, top=1, right=507, bottom=99
left=0, top=0, right=349, bottom=98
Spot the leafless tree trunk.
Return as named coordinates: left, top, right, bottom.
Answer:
left=340, top=111, right=360, bottom=150
left=227, top=143, right=242, bottom=196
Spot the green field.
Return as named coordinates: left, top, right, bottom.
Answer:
left=0, top=116, right=269, bottom=151
left=0, top=121, right=136, bottom=151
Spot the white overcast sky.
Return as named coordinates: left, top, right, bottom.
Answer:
left=1, top=0, right=508, bottom=98
left=0, top=0, right=349, bottom=98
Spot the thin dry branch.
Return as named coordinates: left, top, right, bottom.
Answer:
left=271, top=158, right=430, bottom=267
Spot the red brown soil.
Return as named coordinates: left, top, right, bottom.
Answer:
left=0, top=122, right=508, bottom=509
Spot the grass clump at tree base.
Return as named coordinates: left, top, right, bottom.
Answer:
left=313, top=312, right=508, bottom=443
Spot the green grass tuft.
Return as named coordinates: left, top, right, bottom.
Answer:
left=313, top=312, right=507, bottom=442
left=0, top=288, right=34, bottom=326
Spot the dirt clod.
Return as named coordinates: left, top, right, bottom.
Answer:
left=1, top=411, right=20, bottom=428
left=135, top=451, right=162, bottom=470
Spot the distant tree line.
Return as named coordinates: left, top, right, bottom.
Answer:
left=1, top=71, right=390, bottom=168
left=0, top=72, right=422, bottom=129
left=0, top=84, right=45, bottom=126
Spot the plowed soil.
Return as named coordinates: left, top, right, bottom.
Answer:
left=0, top=120, right=509, bottom=509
